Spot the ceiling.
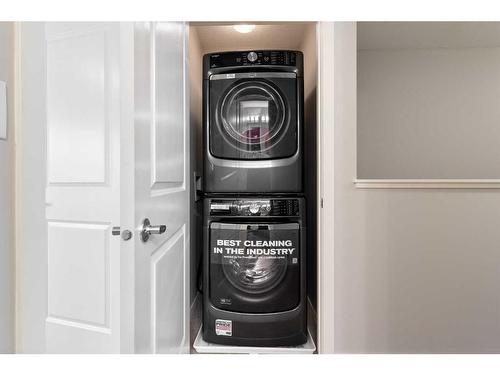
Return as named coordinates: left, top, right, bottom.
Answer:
left=191, top=23, right=314, bottom=54
left=358, top=22, right=500, bottom=50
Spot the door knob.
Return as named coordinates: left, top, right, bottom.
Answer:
left=140, top=218, right=166, bottom=242
left=111, top=226, right=133, bottom=241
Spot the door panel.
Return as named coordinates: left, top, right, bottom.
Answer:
left=46, top=29, right=107, bottom=184
left=152, top=227, right=186, bottom=352
left=153, top=23, right=185, bottom=187
left=47, top=221, right=110, bottom=328
left=134, top=22, right=190, bottom=354
left=44, top=22, right=121, bottom=353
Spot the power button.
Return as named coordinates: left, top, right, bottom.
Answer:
left=247, top=51, right=258, bottom=62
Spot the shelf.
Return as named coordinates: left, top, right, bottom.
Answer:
left=193, top=327, right=316, bottom=354
left=353, top=179, right=500, bottom=189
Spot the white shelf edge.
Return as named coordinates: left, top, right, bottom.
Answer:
left=193, top=327, right=316, bottom=354
left=354, top=179, right=500, bottom=189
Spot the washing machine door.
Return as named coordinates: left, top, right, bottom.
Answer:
left=209, top=222, right=301, bottom=313
left=209, top=72, right=298, bottom=160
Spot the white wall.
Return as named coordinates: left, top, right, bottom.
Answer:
left=16, top=23, right=47, bottom=353
left=0, top=22, right=15, bottom=354
left=334, top=22, right=500, bottom=353
left=358, top=46, right=500, bottom=179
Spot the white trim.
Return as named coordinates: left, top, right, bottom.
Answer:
left=14, top=21, right=22, bottom=354
left=182, top=21, right=191, bottom=355
left=118, top=21, right=135, bottom=354
left=354, top=179, right=500, bottom=189
left=317, top=21, right=335, bottom=354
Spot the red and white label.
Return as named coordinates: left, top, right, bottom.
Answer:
left=215, top=319, right=232, bottom=336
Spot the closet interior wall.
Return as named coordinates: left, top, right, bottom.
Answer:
left=188, top=26, right=204, bottom=347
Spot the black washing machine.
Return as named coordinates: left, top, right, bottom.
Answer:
left=203, top=50, right=304, bottom=194
left=202, top=197, right=307, bottom=347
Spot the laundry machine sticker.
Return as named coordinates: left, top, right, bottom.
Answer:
left=210, top=224, right=299, bottom=261
left=210, top=224, right=300, bottom=294
left=215, top=319, right=233, bottom=336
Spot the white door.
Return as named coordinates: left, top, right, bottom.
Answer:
left=131, top=22, right=190, bottom=354
left=21, top=21, right=189, bottom=353
left=44, top=22, right=123, bottom=353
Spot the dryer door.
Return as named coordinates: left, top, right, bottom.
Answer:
left=209, top=72, right=298, bottom=160
left=209, top=222, right=301, bottom=313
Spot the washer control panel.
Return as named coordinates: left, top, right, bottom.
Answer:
left=208, top=50, right=298, bottom=68
left=210, top=199, right=299, bottom=217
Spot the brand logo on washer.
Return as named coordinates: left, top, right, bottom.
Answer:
left=215, top=319, right=232, bottom=336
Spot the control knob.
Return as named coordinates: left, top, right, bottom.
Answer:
left=249, top=204, right=260, bottom=214
left=247, top=51, right=258, bottom=62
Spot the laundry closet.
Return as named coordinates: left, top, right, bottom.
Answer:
left=187, top=22, right=319, bottom=353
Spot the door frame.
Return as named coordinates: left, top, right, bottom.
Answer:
left=117, top=22, right=135, bottom=354
left=317, top=21, right=335, bottom=354
left=15, top=22, right=48, bottom=353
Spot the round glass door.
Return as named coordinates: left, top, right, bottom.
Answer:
left=217, top=81, right=288, bottom=153
left=222, top=255, right=288, bottom=294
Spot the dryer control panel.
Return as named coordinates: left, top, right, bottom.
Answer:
left=208, top=50, right=298, bottom=68
left=210, top=199, right=300, bottom=217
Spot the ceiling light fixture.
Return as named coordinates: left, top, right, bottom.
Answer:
left=233, top=24, right=256, bottom=33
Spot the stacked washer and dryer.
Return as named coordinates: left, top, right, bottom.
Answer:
left=202, top=50, right=307, bottom=347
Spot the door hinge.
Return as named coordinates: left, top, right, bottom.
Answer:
left=320, top=198, right=324, bottom=208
